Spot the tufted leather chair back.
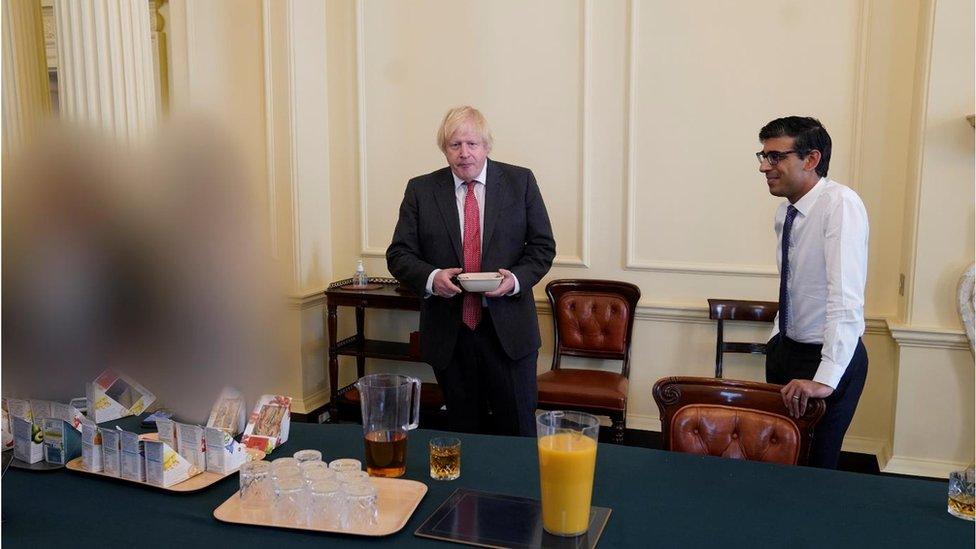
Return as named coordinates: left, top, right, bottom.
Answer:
left=653, top=376, right=825, bottom=466
left=671, top=404, right=800, bottom=464
left=556, top=293, right=629, bottom=354
left=547, top=280, right=641, bottom=377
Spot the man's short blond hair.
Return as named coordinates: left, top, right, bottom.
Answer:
left=436, top=106, right=494, bottom=154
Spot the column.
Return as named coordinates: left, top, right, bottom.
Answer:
left=2, top=0, right=53, bottom=158
left=53, top=0, right=158, bottom=141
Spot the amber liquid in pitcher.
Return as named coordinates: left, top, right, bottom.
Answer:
left=364, top=430, right=407, bottom=477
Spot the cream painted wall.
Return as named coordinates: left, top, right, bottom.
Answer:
left=160, top=0, right=972, bottom=471
left=886, top=0, right=975, bottom=475
left=889, top=345, right=974, bottom=476
left=324, top=0, right=969, bottom=475
left=166, top=0, right=306, bottom=409
left=628, top=1, right=858, bottom=275
left=857, top=0, right=921, bottom=318
left=904, top=0, right=975, bottom=329
left=357, top=0, right=585, bottom=264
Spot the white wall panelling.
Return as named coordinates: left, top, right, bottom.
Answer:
left=355, top=0, right=590, bottom=267
left=899, top=0, right=937, bottom=325
left=155, top=0, right=972, bottom=476
left=624, top=0, right=865, bottom=277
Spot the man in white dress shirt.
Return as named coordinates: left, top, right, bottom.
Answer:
left=758, top=116, right=869, bottom=469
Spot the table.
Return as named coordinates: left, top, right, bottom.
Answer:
left=3, top=418, right=971, bottom=547
left=325, top=278, right=439, bottom=421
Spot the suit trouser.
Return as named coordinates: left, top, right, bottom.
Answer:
left=433, top=314, right=538, bottom=437
left=765, top=334, right=868, bottom=469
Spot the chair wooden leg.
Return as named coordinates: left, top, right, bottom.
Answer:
left=611, top=414, right=626, bottom=444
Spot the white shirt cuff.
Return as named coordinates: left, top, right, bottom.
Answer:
left=813, top=361, right=845, bottom=390
left=508, top=273, right=520, bottom=296
left=424, top=269, right=439, bottom=298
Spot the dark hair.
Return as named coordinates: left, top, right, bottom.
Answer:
left=759, top=116, right=831, bottom=177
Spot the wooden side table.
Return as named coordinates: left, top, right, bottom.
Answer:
left=324, top=278, right=440, bottom=422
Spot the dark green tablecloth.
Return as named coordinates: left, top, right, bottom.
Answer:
left=3, top=418, right=971, bottom=547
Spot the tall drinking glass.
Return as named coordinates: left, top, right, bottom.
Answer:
left=342, top=481, right=379, bottom=529
left=272, top=476, right=307, bottom=526
left=536, top=410, right=599, bottom=537
left=328, top=458, right=362, bottom=473
left=293, top=449, right=322, bottom=463
left=308, top=479, right=343, bottom=529
left=239, top=461, right=272, bottom=510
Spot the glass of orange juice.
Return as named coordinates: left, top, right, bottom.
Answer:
left=536, top=410, right=599, bottom=537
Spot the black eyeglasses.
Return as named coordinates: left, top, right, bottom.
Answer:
left=756, top=150, right=799, bottom=166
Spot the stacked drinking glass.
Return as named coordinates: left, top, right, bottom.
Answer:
left=240, top=451, right=378, bottom=529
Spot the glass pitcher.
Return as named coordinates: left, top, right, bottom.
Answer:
left=356, top=373, right=421, bottom=477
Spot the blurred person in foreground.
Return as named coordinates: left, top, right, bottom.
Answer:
left=387, top=106, right=556, bottom=436
left=758, top=116, right=869, bottom=468
left=2, top=120, right=290, bottom=422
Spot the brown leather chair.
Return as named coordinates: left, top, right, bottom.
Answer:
left=707, top=299, right=778, bottom=378
left=652, top=376, right=825, bottom=466
left=537, top=279, right=641, bottom=444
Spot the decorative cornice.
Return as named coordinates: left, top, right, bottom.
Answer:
left=863, top=318, right=889, bottom=336
left=290, top=287, right=328, bottom=310
left=292, top=289, right=972, bottom=349
left=888, top=324, right=969, bottom=350
left=541, top=298, right=891, bottom=332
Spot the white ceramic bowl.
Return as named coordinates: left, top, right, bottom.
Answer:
left=457, top=272, right=503, bottom=293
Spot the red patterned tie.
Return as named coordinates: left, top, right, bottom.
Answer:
left=462, top=181, right=481, bottom=330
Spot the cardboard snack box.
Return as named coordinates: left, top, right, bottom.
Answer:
left=120, top=430, right=146, bottom=482
left=86, top=371, right=156, bottom=423
left=144, top=440, right=201, bottom=488
left=43, top=418, right=82, bottom=465
left=12, top=416, right=43, bottom=464
left=81, top=421, right=103, bottom=472
left=175, top=422, right=206, bottom=471
left=204, top=427, right=249, bottom=474
left=207, top=388, right=246, bottom=437
left=240, top=395, right=292, bottom=455
left=100, top=428, right=122, bottom=477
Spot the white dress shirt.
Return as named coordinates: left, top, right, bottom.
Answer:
left=769, top=177, right=869, bottom=389
left=425, top=162, right=520, bottom=296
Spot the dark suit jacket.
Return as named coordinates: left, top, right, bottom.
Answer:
left=386, top=159, right=556, bottom=370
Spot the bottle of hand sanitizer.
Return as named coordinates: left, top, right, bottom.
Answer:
left=354, top=259, right=367, bottom=286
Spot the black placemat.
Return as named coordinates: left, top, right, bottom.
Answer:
left=415, top=489, right=611, bottom=549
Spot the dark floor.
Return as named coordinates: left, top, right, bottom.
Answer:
left=324, top=406, right=884, bottom=477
